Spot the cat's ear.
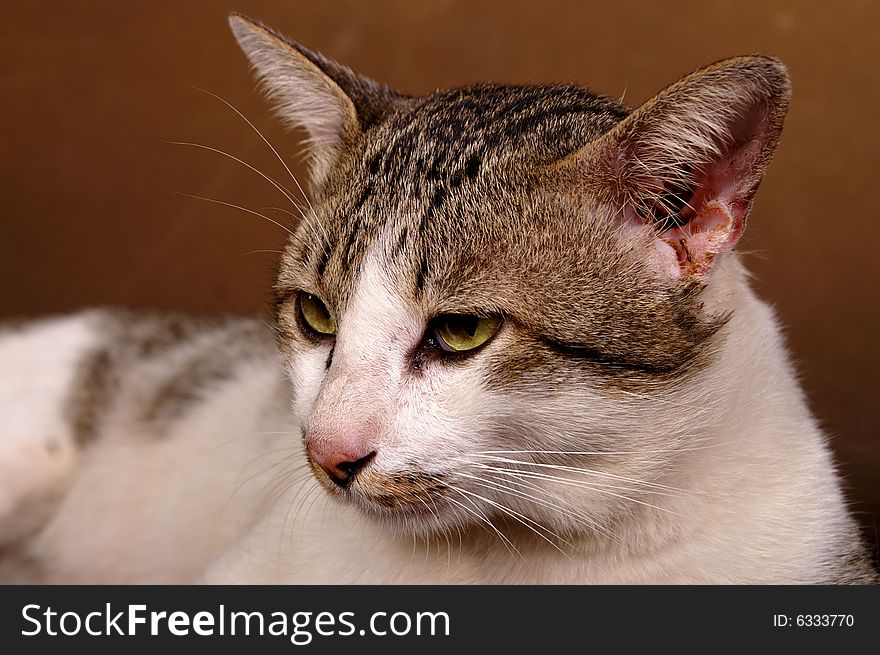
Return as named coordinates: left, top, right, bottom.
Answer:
left=229, top=13, right=403, bottom=188
left=576, top=56, right=790, bottom=279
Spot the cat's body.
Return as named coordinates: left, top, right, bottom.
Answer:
left=0, top=15, right=876, bottom=584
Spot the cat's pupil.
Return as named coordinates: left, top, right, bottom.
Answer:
left=449, top=315, right=478, bottom=338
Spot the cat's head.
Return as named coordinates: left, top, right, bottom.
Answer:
left=230, top=15, right=790, bottom=540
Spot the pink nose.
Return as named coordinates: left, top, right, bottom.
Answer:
left=307, top=443, right=376, bottom=487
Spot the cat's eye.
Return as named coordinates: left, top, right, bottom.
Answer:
left=299, top=293, right=336, bottom=336
left=432, top=314, right=502, bottom=353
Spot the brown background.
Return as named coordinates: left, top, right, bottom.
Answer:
left=2, top=1, right=878, bottom=548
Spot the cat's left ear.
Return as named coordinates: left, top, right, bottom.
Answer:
left=229, top=13, right=404, bottom=189
left=573, top=56, right=790, bottom=279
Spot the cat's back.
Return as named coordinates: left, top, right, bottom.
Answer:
left=0, top=309, right=290, bottom=582
left=0, top=308, right=279, bottom=445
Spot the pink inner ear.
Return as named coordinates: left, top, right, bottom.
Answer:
left=652, top=136, right=763, bottom=279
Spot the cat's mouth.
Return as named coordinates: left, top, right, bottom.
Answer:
left=354, top=470, right=450, bottom=513
left=308, top=456, right=451, bottom=522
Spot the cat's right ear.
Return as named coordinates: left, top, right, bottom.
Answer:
left=229, top=14, right=403, bottom=189
left=567, top=56, right=790, bottom=281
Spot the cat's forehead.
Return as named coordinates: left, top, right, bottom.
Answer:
left=371, top=84, right=628, bottom=178
left=287, top=84, right=630, bottom=308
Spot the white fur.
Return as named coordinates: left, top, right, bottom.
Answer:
left=15, top=334, right=292, bottom=583
left=0, top=314, right=100, bottom=542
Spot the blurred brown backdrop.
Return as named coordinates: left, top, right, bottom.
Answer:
left=1, top=1, right=877, bottom=548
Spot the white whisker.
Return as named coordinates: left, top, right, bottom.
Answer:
left=446, top=484, right=573, bottom=557
left=168, top=141, right=304, bottom=213
left=443, top=488, right=521, bottom=558
left=187, top=85, right=315, bottom=214
left=458, top=471, right=618, bottom=543
left=472, top=455, right=699, bottom=495
left=486, top=466, right=685, bottom=518
left=175, top=192, right=294, bottom=236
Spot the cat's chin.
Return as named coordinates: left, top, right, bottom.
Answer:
left=310, top=467, right=463, bottom=538
left=349, top=494, right=461, bottom=539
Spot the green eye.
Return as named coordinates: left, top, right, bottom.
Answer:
left=299, top=293, right=336, bottom=336
left=433, top=314, right=502, bottom=352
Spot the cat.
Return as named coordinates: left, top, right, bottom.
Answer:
left=0, top=13, right=876, bottom=584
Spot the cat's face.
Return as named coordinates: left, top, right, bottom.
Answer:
left=231, top=15, right=790, bottom=540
